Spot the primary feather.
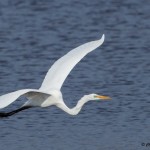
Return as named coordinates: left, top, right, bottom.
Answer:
left=40, top=34, right=105, bottom=91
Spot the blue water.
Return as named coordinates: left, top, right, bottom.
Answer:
left=0, top=0, right=150, bottom=150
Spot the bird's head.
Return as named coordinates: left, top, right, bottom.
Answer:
left=84, top=93, right=111, bottom=101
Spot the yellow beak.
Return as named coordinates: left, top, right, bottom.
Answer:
left=95, top=95, right=111, bottom=100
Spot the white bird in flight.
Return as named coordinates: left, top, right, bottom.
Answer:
left=0, top=34, right=111, bottom=118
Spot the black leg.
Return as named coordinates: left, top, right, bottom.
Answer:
left=0, top=106, right=32, bottom=118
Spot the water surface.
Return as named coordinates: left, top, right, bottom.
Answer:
left=0, top=0, right=150, bottom=150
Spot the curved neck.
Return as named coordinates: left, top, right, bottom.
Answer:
left=56, top=96, right=90, bottom=115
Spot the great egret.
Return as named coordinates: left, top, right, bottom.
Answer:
left=0, top=34, right=111, bottom=118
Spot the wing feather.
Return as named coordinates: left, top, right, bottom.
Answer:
left=0, top=89, right=49, bottom=109
left=40, top=34, right=105, bottom=91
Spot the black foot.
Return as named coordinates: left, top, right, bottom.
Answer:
left=0, top=112, right=10, bottom=118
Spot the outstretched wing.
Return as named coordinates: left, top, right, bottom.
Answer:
left=0, top=89, right=49, bottom=109
left=40, top=34, right=105, bottom=91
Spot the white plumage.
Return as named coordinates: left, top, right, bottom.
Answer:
left=0, top=34, right=111, bottom=117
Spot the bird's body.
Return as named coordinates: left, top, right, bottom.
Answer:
left=0, top=34, right=111, bottom=118
left=24, top=90, right=62, bottom=108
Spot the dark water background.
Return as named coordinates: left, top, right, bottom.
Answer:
left=0, top=0, right=149, bottom=150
